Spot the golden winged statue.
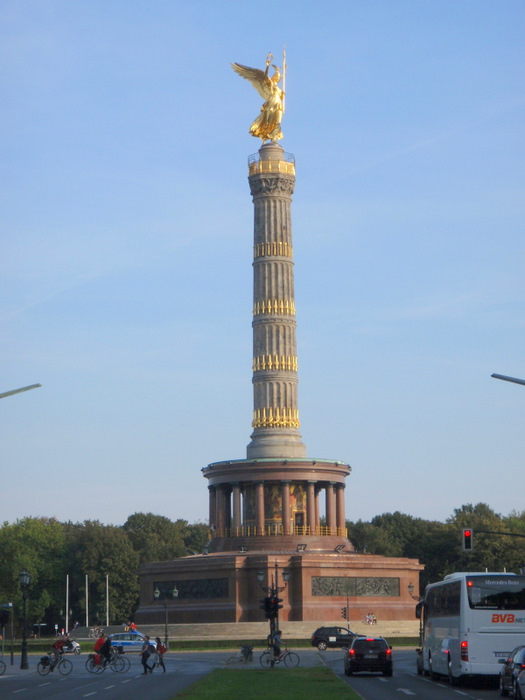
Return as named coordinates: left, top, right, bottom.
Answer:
left=231, top=52, right=286, bottom=143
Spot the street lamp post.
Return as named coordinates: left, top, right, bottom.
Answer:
left=154, top=585, right=179, bottom=650
left=257, top=562, right=290, bottom=639
left=19, top=570, right=30, bottom=670
left=408, top=583, right=424, bottom=647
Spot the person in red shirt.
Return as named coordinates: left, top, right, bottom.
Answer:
left=51, top=636, right=66, bottom=671
left=155, top=637, right=166, bottom=673
left=93, top=632, right=112, bottom=666
left=93, top=633, right=105, bottom=653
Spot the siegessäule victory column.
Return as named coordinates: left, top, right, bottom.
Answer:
left=132, top=51, right=422, bottom=631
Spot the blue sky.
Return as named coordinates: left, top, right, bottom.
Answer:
left=2, top=1, right=524, bottom=527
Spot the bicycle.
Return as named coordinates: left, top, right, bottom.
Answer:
left=37, top=652, right=73, bottom=676
left=259, top=646, right=299, bottom=668
left=226, top=645, right=254, bottom=664
left=0, top=659, right=6, bottom=676
left=85, top=651, right=130, bottom=673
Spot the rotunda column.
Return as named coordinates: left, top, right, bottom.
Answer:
left=325, top=482, right=336, bottom=533
left=281, top=480, right=291, bottom=535
left=307, top=481, right=316, bottom=534
left=216, top=486, right=227, bottom=535
left=314, top=487, right=320, bottom=535
left=232, top=482, right=242, bottom=532
left=208, top=485, right=217, bottom=531
left=336, top=483, right=346, bottom=535
left=256, top=482, right=265, bottom=535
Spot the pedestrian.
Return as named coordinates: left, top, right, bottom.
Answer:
left=140, top=635, right=154, bottom=674
left=155, top=637, right=166, bottom=673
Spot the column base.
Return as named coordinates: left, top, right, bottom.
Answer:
left=247, top=429, right=307, bottom=459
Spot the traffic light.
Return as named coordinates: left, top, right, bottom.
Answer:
left=260, top=597, right=272, bottom=618
left=261, top=596, right=284, bottom=618
left=267, top=597, right=283, bottom=617
left=462, top=528, right=473, bottom=552
left=341, top=606, right=347, bottom=620
left=0, top=609, right=10, bottom=626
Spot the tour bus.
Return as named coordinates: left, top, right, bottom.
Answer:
left=416, top=572, right=525, bottom=684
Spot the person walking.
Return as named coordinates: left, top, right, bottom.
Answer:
left=140, top=635, right=154, bottom=674
left=155, top=637, right=166, bottom=673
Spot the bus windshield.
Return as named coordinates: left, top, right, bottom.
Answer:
left=466, top=575, right=525, bottom=610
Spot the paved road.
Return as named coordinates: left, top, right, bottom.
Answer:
left=323, top=648, right=501, bottom=700
left=0, top=652, right=219, bottom=699
left=0, top=649, right=503, bottom=699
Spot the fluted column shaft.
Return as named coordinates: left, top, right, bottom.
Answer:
left=247, top=143, right=306, bottom=459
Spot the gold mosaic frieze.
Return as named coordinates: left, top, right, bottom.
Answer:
left=252, top=407, right=300, bottom=429
left=254, top=241, right=293, bottom=258
left=252, top=355, right=298, bottom=372
left=253, top=299, right=296, bottom=316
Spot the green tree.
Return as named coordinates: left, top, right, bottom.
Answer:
left=184, top=522, right=210, bottom=554
left=0, top=517, right=68, bottom=630
left=123, top=513, right=188, bottom=563
left=67, top=521, right=139, bottom=625
left=348, top=512, right=460, bottom=591
left=447, top=503, right=515, bottom=573
left=347, top=520, right=400, bottom=556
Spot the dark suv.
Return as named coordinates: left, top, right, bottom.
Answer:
left=311, top=626, right=356, bottom=651
left=344, top=636, right=393, bottom=676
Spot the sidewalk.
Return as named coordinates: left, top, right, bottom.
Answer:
left=72, top=619, right=419, bottom=643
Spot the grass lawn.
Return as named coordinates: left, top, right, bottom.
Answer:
left=174, top=666, right=361, bottom=699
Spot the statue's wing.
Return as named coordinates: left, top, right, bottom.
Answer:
left=231, top=63, right=271, bottom=100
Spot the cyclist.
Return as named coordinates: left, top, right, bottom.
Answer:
left=50, top=635, right=66, bottom=671
left=272, top=630, right=282, bottom=661
left=94, top=631, right=111, bottom=667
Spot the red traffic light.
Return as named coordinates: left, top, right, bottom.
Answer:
left=462, top=528, right=473, bottom=551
